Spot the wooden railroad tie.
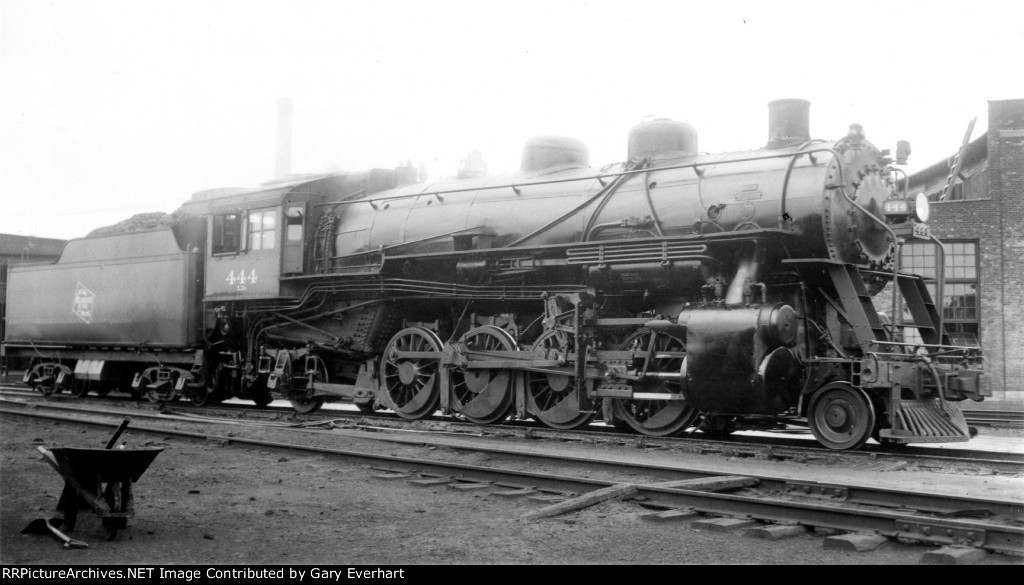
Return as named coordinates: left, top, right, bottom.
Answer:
left=524, top=476, right=758, bottom=520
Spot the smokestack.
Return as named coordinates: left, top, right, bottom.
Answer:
left=276, top=97, right=293, bottom=178
left=766, top=99, right=811, bottom=148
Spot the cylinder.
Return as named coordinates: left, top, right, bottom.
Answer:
left=767, top=99, right=811, bottom=148
left=677, top=303, right=801, bottom=414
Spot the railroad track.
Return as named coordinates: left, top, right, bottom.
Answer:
left=1, top=402, right=1022, bottom=560
left=3, top=387, right=1023, bottom=473
left=962, top=410, right=1024, bottom=427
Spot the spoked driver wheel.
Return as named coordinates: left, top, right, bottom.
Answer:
left=808, top=382, right=875, bottom=450
left=525, top=330, right=596, bottom=430
left=382, top=327, right=443, bottom=420
left=611, top=328, right=698, bottom=437
left=449, top=326, right=517, bottom=424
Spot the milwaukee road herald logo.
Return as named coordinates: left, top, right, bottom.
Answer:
left=72, top=282, right=95, bottom=324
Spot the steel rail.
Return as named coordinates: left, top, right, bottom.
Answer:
left=3, top=387, right=1023, bottom=467
left=2, top=406, right=1022, bottom=555
left=6, top=399, right=1022, bottom=515
left=962, top=410, right=1024, bottom=427
left=144, top=403, right=1024, bottom=467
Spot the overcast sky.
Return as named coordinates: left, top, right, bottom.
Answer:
left=1, top=0, right=1021, bottom=240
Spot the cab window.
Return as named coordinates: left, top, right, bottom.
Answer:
left=248, top=208, right=277, bottom=251
left=285, top=206, right=304, bottom=242
left=212, top=213, right=243, bottom=255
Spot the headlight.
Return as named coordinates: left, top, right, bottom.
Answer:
left=913, top=192, right=930, bottom=223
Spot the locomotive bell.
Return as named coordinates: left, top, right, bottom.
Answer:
left=896, top=140, right=912, bottom=165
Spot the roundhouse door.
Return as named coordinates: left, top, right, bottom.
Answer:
left=282, top=204, right=305, bottom=274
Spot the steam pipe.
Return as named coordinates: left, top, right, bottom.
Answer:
left=928, top=234, right=947, bottom=345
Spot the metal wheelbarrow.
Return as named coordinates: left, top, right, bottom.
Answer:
left=36, top=418, right=162, bottom=541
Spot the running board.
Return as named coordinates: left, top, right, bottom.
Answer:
left=880, top=399, right=970, bottom=444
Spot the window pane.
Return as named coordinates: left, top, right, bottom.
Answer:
left=214, top=213, right=241, bottom=254
left=247, top=208, right=277, bottom=251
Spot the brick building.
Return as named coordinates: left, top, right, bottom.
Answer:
left=905, top=99, right=1024, bottom=399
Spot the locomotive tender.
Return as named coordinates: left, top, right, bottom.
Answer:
left=2, top=99, right=990, bottom=449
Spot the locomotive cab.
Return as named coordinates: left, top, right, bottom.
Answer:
left=177, top=174, right=346, bottom=301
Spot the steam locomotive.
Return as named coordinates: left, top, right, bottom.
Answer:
left=2, top=99, right=990, bottom=450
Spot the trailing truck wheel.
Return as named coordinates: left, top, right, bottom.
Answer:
left=190, top=385, right=221, bottom=407
left=288, top=358, right=327, bottom=415
left=289, top=397, right=325, bottom=414
left=808, top=382, right=875, bottom=450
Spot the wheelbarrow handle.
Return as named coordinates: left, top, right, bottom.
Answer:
left=105, top=417, right=131, bottom=449
left=46, top=519, right=88, bottom=549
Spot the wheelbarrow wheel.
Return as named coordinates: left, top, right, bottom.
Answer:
left=102, top=482, right=125, bottom=540
left=103, top=519, right=120, bottom=541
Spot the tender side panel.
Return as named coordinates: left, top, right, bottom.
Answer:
left=4, top=230, right=202, bottom=347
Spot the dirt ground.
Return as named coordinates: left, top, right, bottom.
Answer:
left=1, top=411, right=1021, bottom=566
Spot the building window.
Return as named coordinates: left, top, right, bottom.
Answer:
left=212, top=212, right=243, bottom=255
left=248, top=209, right=277, bottom=251
left=900, top=241, right=979, bottom=346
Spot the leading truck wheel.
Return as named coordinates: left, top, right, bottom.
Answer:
left=808, top=382, right=875, bottom=450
